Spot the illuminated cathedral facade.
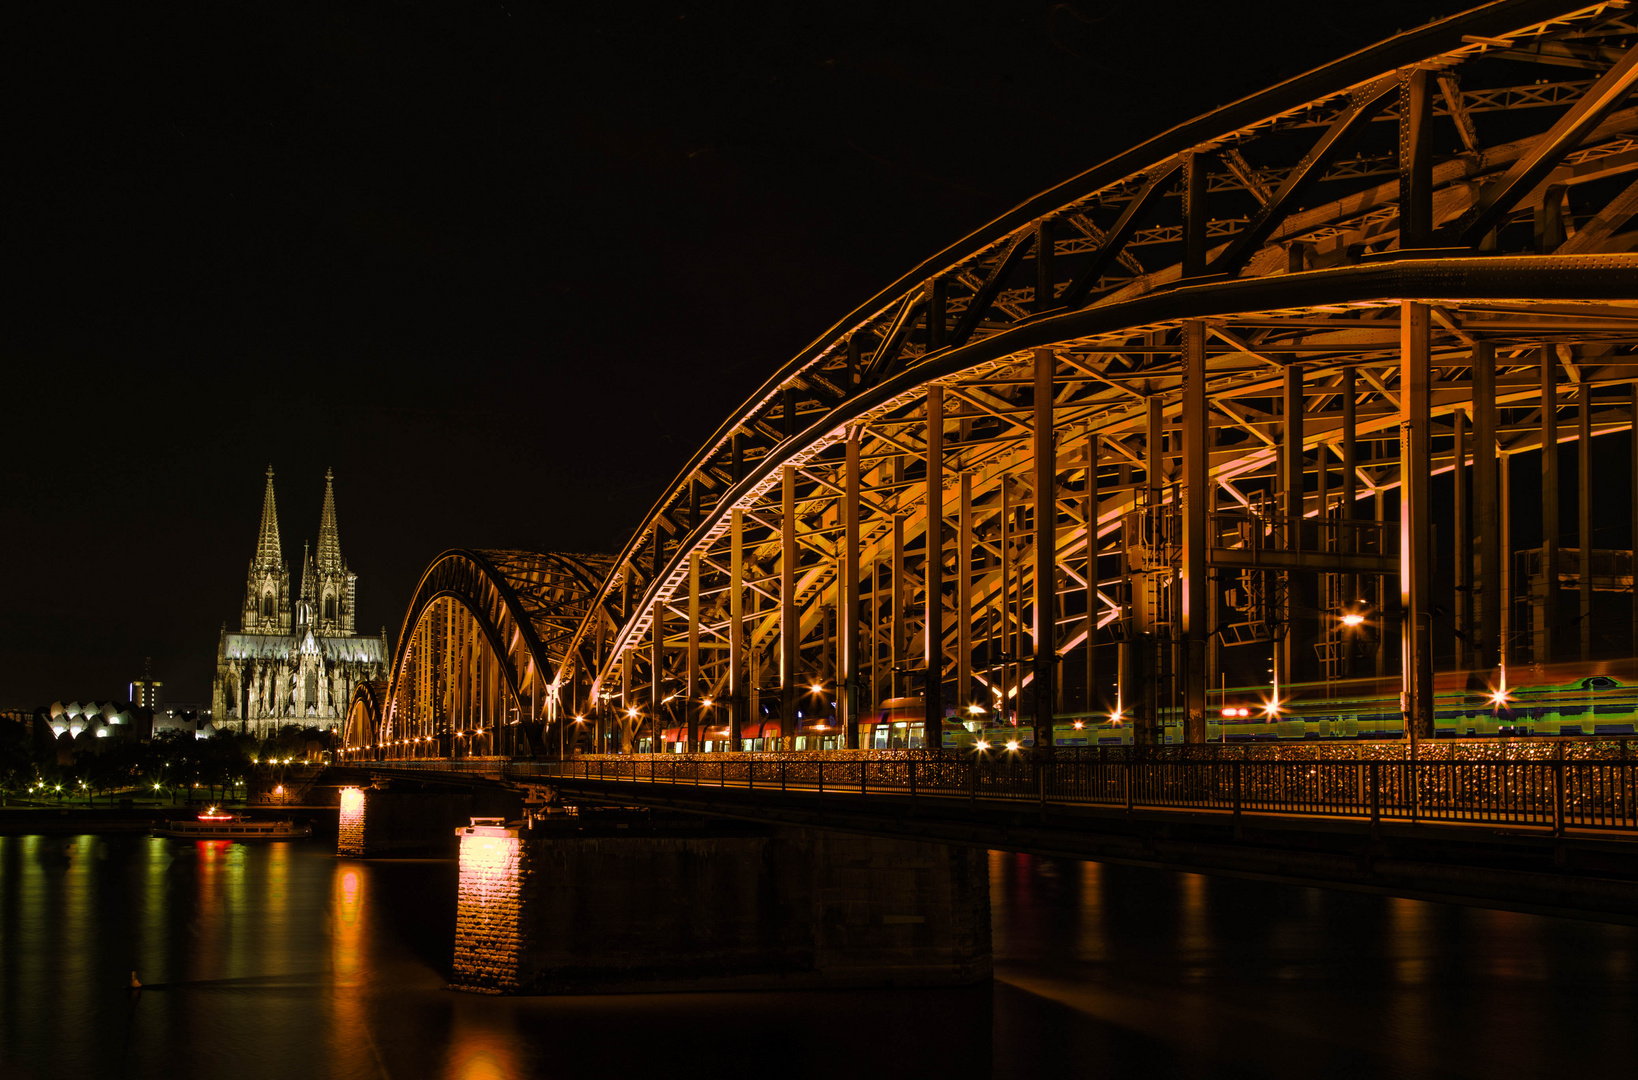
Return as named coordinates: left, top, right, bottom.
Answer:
left=212, top=467, right=390, bottom=736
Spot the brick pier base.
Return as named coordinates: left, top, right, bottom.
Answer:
left=450, top=821, right=991, bottom=994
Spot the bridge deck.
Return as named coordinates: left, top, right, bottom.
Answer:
left=373, top=751, right=1638, bottom=837
left=361, top=753, right=1638, bottom=922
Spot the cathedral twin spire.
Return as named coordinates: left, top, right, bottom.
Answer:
left=243, top=467, right=355, bottom=636
left=254, top=465, right=283, bottom=571
left=316, top=468, right=343, bottom=573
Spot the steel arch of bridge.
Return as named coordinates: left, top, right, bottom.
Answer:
left=364, top=1, right=1638, bottom=762
left=348, top=549, right=613, bottom=760
left=341, top=679, right=387, bottom=754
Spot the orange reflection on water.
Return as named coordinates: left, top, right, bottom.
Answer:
left=191, top=839, right=232, bottom=980
left=335, top=869, right=363, bottom=976
left=443, top=1009, right=523, bottom=1080
left=1076, top=859, right=1106, bottom=963
left=1178, top=871, right=1211, bottom=978
left=327, top=863, right=376, bottom=1078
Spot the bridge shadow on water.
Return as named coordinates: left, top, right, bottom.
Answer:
left=989, top=851, right=1638, bottom=1079
left=1, top=834, right=1635, bottom=1079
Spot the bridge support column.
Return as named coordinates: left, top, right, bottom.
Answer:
left=1541, top=345, right=1560, bottom=665
left=893, top=513, right=906, bottom=702
left=688, top=552, right=701, bottom=751
left=450, top=819, right=991, bottom=994
left=1474, top=342, right=1499, bottom=671
left=1401, top=301, right=1435, bottom=742
left=1032, top=352, right=1054, bottom=750
left=1579, top=384, right=1593, bottom=663
left=651, top=599, right=664, bottom=752
left=1453, top=406, right=1469, bottom=670
left=843, top=432, right=862, bottom=749
left=1083, top=436, right=1100, bottom=715
left=1280, top=361, right=1304, bottom=690
left=926, top=387, right=945, bottom=747
left=957, top=471, right=973, bottom=713
left=1342, top=365, right=1357, bottom=678
left=730, top=508, right=744, bottom=750
left=1137, top=396, right=1164, bottom=744
left=1181, top=321, right=1209, bottom=743
left=782, top=464, right=798, bottom=748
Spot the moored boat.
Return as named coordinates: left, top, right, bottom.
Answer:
left=153, top=808, right=311, bottom=840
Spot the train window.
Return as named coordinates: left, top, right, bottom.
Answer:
left=1581, top=676, right=1619, bottom=691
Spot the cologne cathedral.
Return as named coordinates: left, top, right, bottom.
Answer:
left=212, top=467, right=390, bottom=735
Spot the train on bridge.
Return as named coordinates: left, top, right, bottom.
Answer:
left=546, top=659, right=1638, bottom=754
left=975, top=660, right=1638, bottom=747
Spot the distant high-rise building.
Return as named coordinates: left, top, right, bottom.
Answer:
left=212, top=467, right=390, bottom=735
left=130, top=657, right=162, bottom=710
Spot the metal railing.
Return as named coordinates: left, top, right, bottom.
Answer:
left=371, top=750, right=1638, bottom=835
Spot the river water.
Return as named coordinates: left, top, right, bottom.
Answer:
left=1, top=834, right=1634, bottom=1079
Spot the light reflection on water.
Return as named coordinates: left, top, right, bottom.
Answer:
left=0, top=834, right=1634, bottom=1079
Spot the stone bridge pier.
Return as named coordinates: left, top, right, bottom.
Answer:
left=336, top=781, right=522, bottom=857
left=451, top=810, right=991, bottom=994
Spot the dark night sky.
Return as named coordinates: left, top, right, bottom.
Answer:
left=7, top=1, right=1451, bottom=706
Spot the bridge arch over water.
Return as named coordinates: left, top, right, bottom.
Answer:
left=343, top=549, right=613, bottom=759
left=357, top=1, right=1638, bottom=762
left=340, top=678, right=386, bottom=755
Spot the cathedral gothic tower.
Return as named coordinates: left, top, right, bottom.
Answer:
left=242, top=466, right=292, bottom=633
left=299, top=470, right=358, bottom=635
left=214, top=467, right=390, bottom=737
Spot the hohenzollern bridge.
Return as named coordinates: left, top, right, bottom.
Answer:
left=329, top=3, right=1638, bottom=916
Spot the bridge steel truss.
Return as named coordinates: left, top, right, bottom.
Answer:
left=358, top=1, right=1638, bottom=763
left=341, top=549, right=614, bottom=760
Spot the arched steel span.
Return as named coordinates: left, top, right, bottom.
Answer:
left=351, top=549, right=614, bottom=760
left=362, top=1, right=1638, bottom=763
left=549, top=0, right=1638, bottom=756
left=341, top=679, right=387, bottom=755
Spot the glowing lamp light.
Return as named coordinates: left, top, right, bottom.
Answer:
left=975, top=739, right=991, bottom=750
left=1341, top=612, right=1366, bottom=627
left=574, top=716, right=586, bottom=724
left=809, top=683, right=824, bottom=694
left=627, top=707, right=640, bottom=719
left=700, top=699, right=712, bottom=709
left=1005, top=740, right=1020, bottom=752
left=1073, top=720, right=1085, bottom=730
left=967, top=704, right=985, bottom=715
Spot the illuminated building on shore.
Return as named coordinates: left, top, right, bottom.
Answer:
left=212, top=467, right=389, bottom=736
